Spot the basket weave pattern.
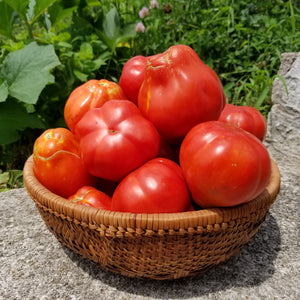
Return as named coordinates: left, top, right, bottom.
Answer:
left=23, top=156, right=280, bottom=280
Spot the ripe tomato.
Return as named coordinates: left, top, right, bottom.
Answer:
left=119, top=55, right=148, bottom=105
left=218, top=103, right=267, bottom=141
left=180, top=121, right=271, bottom=208
left=111, top=158, right=192, bottom=213
left=138, top=44, right=226, bottom=143
left=68, top=186, right=112, bottom=210
left=64, top=79, right=127, bottom=132
left=75, top=100, right=161, bottom=181
left=33, top=128, right=96, bottom=198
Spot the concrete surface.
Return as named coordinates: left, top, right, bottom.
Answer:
left=1, top=53, right=299, bottom=300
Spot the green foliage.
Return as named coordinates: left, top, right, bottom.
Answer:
left=0, top=0, right=299, bottom=183
left=132, top=0, right=299, bottom=113
left=0, top=41, right=60, bottom=105
left=0, top=169, right=23, bottom=191
left=0, top=99, right=45, bottom=144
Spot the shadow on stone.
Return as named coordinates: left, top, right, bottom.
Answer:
left=62, top=212, right=280, bottom=299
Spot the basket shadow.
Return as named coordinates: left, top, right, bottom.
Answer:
left=62, top=212, right=281, bottom=299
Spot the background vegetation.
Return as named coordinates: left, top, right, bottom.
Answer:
left=0, top=0, right=299, bottom=190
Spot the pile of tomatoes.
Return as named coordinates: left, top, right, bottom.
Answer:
left=32, top=44, right=271, bottom=214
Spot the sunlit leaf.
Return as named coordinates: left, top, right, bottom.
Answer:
left=0, top=41, right=60, bottom=104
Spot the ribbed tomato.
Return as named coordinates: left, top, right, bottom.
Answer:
left=74, top=100, right=161, bottom=181
left=138, top=45, right=226, bottom=143
left=64, top=79, right=127, bottom=132
left=218, top=103, right=267, bottom=141
left=119, top=55, right=148, bottom=105
left=180, top=121, right=271, bottom=208
left=68, top=186, right=112, bottom=210
left=33, top=128, right=96, bottom=198
left=112, top=158, right=192, bottom=213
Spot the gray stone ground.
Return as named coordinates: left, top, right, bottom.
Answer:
left=1, top=53, right=299, bottom=300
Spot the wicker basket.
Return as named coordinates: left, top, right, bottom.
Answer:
left=23, top=155, right=280, bottom=280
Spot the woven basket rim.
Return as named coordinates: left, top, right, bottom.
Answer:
left=23, top=155, right=280, bottom=232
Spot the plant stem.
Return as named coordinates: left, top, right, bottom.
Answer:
left=25, top=20, right=34, bottom=40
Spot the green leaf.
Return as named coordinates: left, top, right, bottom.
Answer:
left=254, top=86, right=270, bottom=110
left=47, top=2, right=76, bottom=28
left=28, top=0, right=58, bottom=25
left=223, top=81, right=235, bottom=100
left=0, top=41, right=61, bottom=104
left=86, top=0, right=101, bottom=6
left=4, top=0, right=57, bottom=24
left=92, top=52, right=110, bottom=70
left=0, top=170, right=23, bottom=190
left=0, top=0, right=14, bottom=38
left=0, top=81, right=9, bottom=102
left=103, top=7, right=120, bottom=39
left=3, top=0, right=29, bottom=20
left=73, top=69, right=88, bottom=82
left=0, top=99, right=45, bottom=145
left=79, top=42, right=94, bottom=60
left=273, top=74, right=289, bottom=96
left=0, top=172, right=10, bottom=189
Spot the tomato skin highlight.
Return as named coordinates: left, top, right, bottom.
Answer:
left=112, top=158, right=192, bottom=213
left=138, top=44, right=226, bottom=143
left=119, top=55, right=148, bottom=105
left=64, top=79, right=127, bottom=132
left=75, top=100, right=161, bottom=181
left=180, top=121, right=271, bottom=208
left=218, top=103, right=267, bottom=141
left=68, top=186, right=112, bottom=210
left=33, top=128, right=96, bottom=198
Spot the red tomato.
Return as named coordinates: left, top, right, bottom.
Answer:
left=33, top=128, right=96, bottom=198
left=111, top=158, right=192, bottom=213
left=68, top=186, right=112, bottom=210
left=138, top=44, right=226, bottom=143
left=180, top=121, right=271, bottom=208
left=75, top=100, right=161, bottom=181
left=218, top=103, right=267, bottom=141
left=119, top=55, right=148, bottom=105
left=64, top=79, right=127, bottom=132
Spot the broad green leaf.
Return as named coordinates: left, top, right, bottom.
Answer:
left=0, top=81, right=9, bottom=102
left=97, top=21, right=135, bottom=52
left=0, top=41, right=61, bottom=104
left=0, top=0, right=14, bottom=38
left=4, top=0, right=29, bottom=20
left=5, top=0, right=57, bottom=24
left=0, top=99, right=45, bottom=145
left=29, top=0, right=58, bottom=25
left=103, top=7, right=120, bottom=39
left=96, top=29, right=116, bottom=52
left=47, top=2, right=76, bottom=28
